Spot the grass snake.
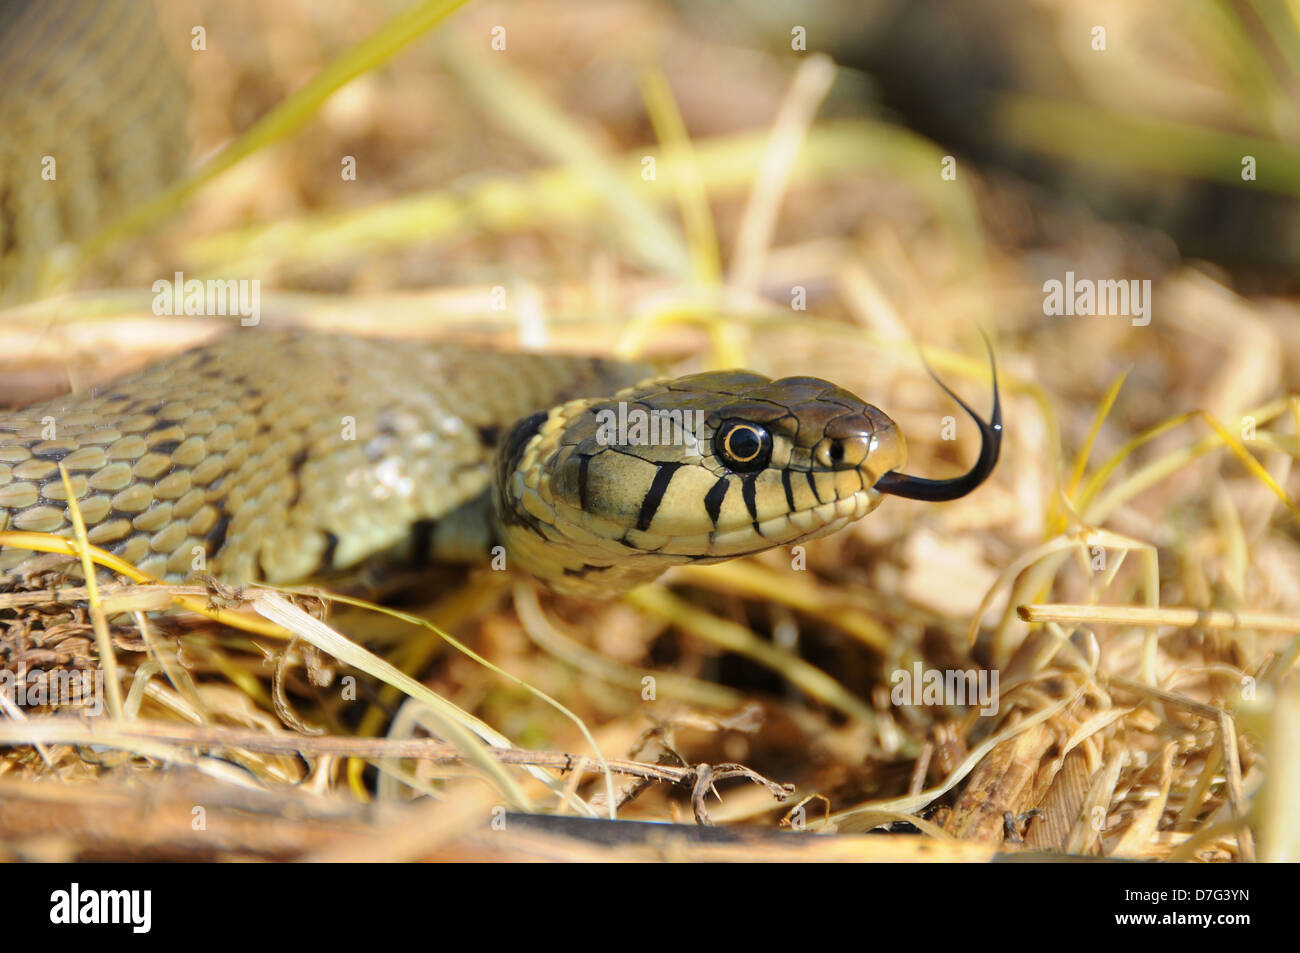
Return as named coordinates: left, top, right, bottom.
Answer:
left=0, top=330, right=1000, bottom=597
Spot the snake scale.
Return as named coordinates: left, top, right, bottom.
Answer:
left=0, top=2, right=1002, bottom=599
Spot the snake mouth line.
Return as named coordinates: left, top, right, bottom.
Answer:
left=601, top=483, right=879, bottom=561
left=701, top=487, right=878, bottom=558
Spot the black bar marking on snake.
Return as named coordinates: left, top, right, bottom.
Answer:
left=636, top=462, right=682, bottom=532
left=703, top=475, right=729, bottom=526
left=577, top=451, right=593, bottom=511
left=411, top=518, right=437, bottom=564
left=284, top=447, right=310, bottom=509
left=205, top=512, right=231, bottom=557
left=495, top=411, right=549, bottom=529
left=741, top=472, right=764, bottom=537
left=319, top=530, right=340, bottom=571
left=806, top=469, right=823, bottom=504
left=501, top=412, right=547, bottom=476
left=781, top=469, right=796, bottom=513
left=563, top=563, right=607, bottom=578
left=741, top=472, right=760, bottom=520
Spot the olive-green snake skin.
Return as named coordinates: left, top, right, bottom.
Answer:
left=0, top=2, right=1003, bottom=599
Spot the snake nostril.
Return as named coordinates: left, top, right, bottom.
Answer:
left=829, top=442, right=844, bottom=465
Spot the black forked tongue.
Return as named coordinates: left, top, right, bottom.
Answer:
left=874, top=337, right=1002, bottom=502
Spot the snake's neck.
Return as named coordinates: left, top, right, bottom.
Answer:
left=494, top=518, right=668, bottom=598
left=489, top=410, right=671, bottom=598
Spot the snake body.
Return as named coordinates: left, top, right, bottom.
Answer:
left=0, top=330, right=999, bottom=598
left=0, top=332, right=647, bottom=591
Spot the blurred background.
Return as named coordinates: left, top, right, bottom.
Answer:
left=1, top=0, right=1297, bottom=860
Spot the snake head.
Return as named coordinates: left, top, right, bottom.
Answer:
left=496, top=345, right=1002, bottom=597
left=496, top=370, right=914, bottom=596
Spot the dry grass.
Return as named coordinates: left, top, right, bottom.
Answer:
left=1, top=0, right=1297, bottom=861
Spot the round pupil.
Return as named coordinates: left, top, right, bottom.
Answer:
left=726, top=425, right=762, bottom=461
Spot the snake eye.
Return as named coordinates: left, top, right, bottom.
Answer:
left=715, top=420, right=772, bottom=472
